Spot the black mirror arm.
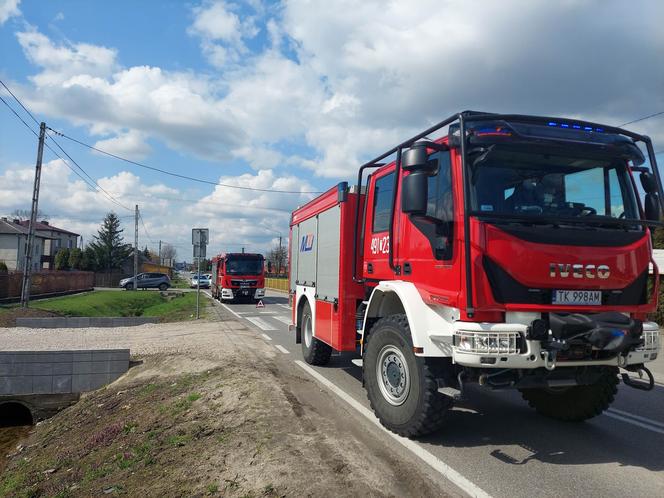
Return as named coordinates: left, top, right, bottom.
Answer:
left=643, top=136, right=664, bottom=215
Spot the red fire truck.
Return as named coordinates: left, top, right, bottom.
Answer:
left=211, top=252, right=265, bottom=303
left=289, top=111, right=663, bottom=437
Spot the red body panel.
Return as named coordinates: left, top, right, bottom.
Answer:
left=290, top=186, right=364, bottom=352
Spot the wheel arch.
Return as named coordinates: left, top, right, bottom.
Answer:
left=294, top=286, right=315, bottom=344
left=362, top=281, right=456, bottom=357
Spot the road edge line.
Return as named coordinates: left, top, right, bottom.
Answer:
left=275, top=345, right=289, bottom=354
left=294, top=360, right=492, bottom=498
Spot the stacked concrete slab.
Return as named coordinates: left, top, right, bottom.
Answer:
left=0, top=350, right=130, bottom=395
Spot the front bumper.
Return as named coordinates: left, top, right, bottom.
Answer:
left=450, top=321, right=660, bottom=369
left=220, top=287, right=265, bottom=300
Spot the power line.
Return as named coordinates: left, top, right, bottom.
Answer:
left=138, top=212, right=155, bottom=245
left=1, top=86, right=133, bottom=212
left=0, top=79, right=40, bottom=126
left=619, top=110, right=664, bottom=127
left=48, top=129, right=323, bottom=195
left=45, top=132, right=132, bottom=211
left=110, top=191, right=293, bottom=213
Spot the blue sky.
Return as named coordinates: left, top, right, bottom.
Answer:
left=1, top=0, right=663, bottom=259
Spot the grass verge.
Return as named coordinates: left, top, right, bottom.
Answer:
left=16, top=290, right=208, bottom=322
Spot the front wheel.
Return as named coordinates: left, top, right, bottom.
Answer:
left=364, top=314, right=451, bottom=438
left=300, top=301, right=332, bottom=365
left=124, top=283, right=134, bottom=291
left=519, top=366, right=618, bottom=421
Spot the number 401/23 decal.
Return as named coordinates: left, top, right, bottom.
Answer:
left=370, top=235, right=390, bottom=255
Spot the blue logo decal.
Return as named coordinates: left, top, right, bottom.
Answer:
left=300, top=234, right=314, bottom=252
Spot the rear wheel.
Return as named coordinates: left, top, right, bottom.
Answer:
left=158, top=283, right=168, bottom=291
left=300, top=301, right=332, bottom=365
left=364, top=314, right=451, bottom=438
left=519, top=366, right=618, bottom=421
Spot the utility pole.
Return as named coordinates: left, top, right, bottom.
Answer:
left=158, top=240, right=162, bottom=266
left=20, top=122, right=46, bottom=308
left=133, top=205, right=138, bottom=290
left=278, top=235, right=282, bottom=274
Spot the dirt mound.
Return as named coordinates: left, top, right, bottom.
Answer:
left=0, top=354, right=446, bottom=497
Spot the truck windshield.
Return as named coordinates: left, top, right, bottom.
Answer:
left=470, top=147, right=639, bottom=225
left=226, top=258, right=263, bottom=275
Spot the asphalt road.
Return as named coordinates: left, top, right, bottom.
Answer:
left=211, top=290, right=664, bottom=498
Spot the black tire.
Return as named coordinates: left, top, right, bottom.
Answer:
left=519, top=366, right=618, bottom=421
left=300, top=301, right=332, bottom=365
left=158, top=283, right=168, bottom=291
left=363, top=314, right=451, bottom=438
left=124, top=283, right=134, bottom=291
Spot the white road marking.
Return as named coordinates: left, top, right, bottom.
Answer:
left=261, top=333, right=272, bottom=341
left=351, top=359, right=363, bottom=367
left=294, top=360, right=492, bottom=498
left=245, top=316, right=277, bottom=331
left=274, top=316, right=292, bottom=325
left=278, top=304, right=291, bottom=310
left=603, top=411, right=664, bottom=435
left=220, top=303, right=243, bottom=319
left=275, top=345, right=289, bottom=354
left=606, top=408, right=664, bottom=430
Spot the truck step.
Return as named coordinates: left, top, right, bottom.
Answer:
left=437, top=386, right=462, bottom=400
left=351, top=359, right=363, bottom=368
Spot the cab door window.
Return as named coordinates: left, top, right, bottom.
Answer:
left=372, top=172, right=395, bottom=232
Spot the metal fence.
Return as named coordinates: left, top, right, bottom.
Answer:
left=265, top=277, right=288, bottom=292
left=0, top=270, right=94, bottom=301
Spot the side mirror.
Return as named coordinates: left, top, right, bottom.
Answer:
left=402, top=171, right=428, bottom=215
left=402, top=142, right=428, bottom=171
left=640, top=172, right=657, bottom=194
left=644, top=193, right=660, bottom=221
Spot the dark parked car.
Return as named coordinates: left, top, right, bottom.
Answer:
left=119, top=272, right=171, bottom=291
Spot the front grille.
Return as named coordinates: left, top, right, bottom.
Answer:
left=230, top=279, right=257, bottom=287
left=454, top=331, right=522, bottom=355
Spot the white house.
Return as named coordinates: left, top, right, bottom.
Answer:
left=18, top=220, right=79, bottom=269
left=0, top=218, right=47, bottom=271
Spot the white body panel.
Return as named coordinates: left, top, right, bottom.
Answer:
left=362, top=280, right=661, bottom=369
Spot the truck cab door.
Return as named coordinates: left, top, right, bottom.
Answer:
left=363, top=168, right=398, bottom=280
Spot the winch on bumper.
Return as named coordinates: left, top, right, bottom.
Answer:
left=451, top=317, right=660, bottom=370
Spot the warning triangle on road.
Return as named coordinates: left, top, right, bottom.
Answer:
left=256, top=300, right=265, bottom=308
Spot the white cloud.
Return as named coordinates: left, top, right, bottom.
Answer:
left=9, top=0, right=664, bottom=188
left=188, top=1, right=260, bottom=68
left=0, top=0, right=20, bottom=25
left=93, top=130, right=152, bottom=161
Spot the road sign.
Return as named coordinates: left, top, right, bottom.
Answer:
left=193, top=244, right=206, bottom=258
left=192, top=228, right=209, bottom=246
left=256, top=300, right=265, bottom=308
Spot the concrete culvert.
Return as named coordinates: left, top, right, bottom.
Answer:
left=0, top=402, right=34, bottom=427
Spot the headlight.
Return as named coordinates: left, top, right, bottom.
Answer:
left=454, top=331, right=521, bottom=354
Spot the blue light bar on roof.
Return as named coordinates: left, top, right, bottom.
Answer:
left=547, top=121, right=605, bottom=133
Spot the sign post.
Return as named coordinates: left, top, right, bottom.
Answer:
left=192, top=228, right=209, bottom=319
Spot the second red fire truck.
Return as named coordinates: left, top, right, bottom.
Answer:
left=289, top=111, right=662, bottom=437
left=211, top=252, right=265, bottom=303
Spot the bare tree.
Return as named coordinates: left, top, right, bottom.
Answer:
left=10, top=209, right=49, bottom=221
left=161, top=243, right=177, bottom=262
left=267, top=243, right=288, bottom=275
